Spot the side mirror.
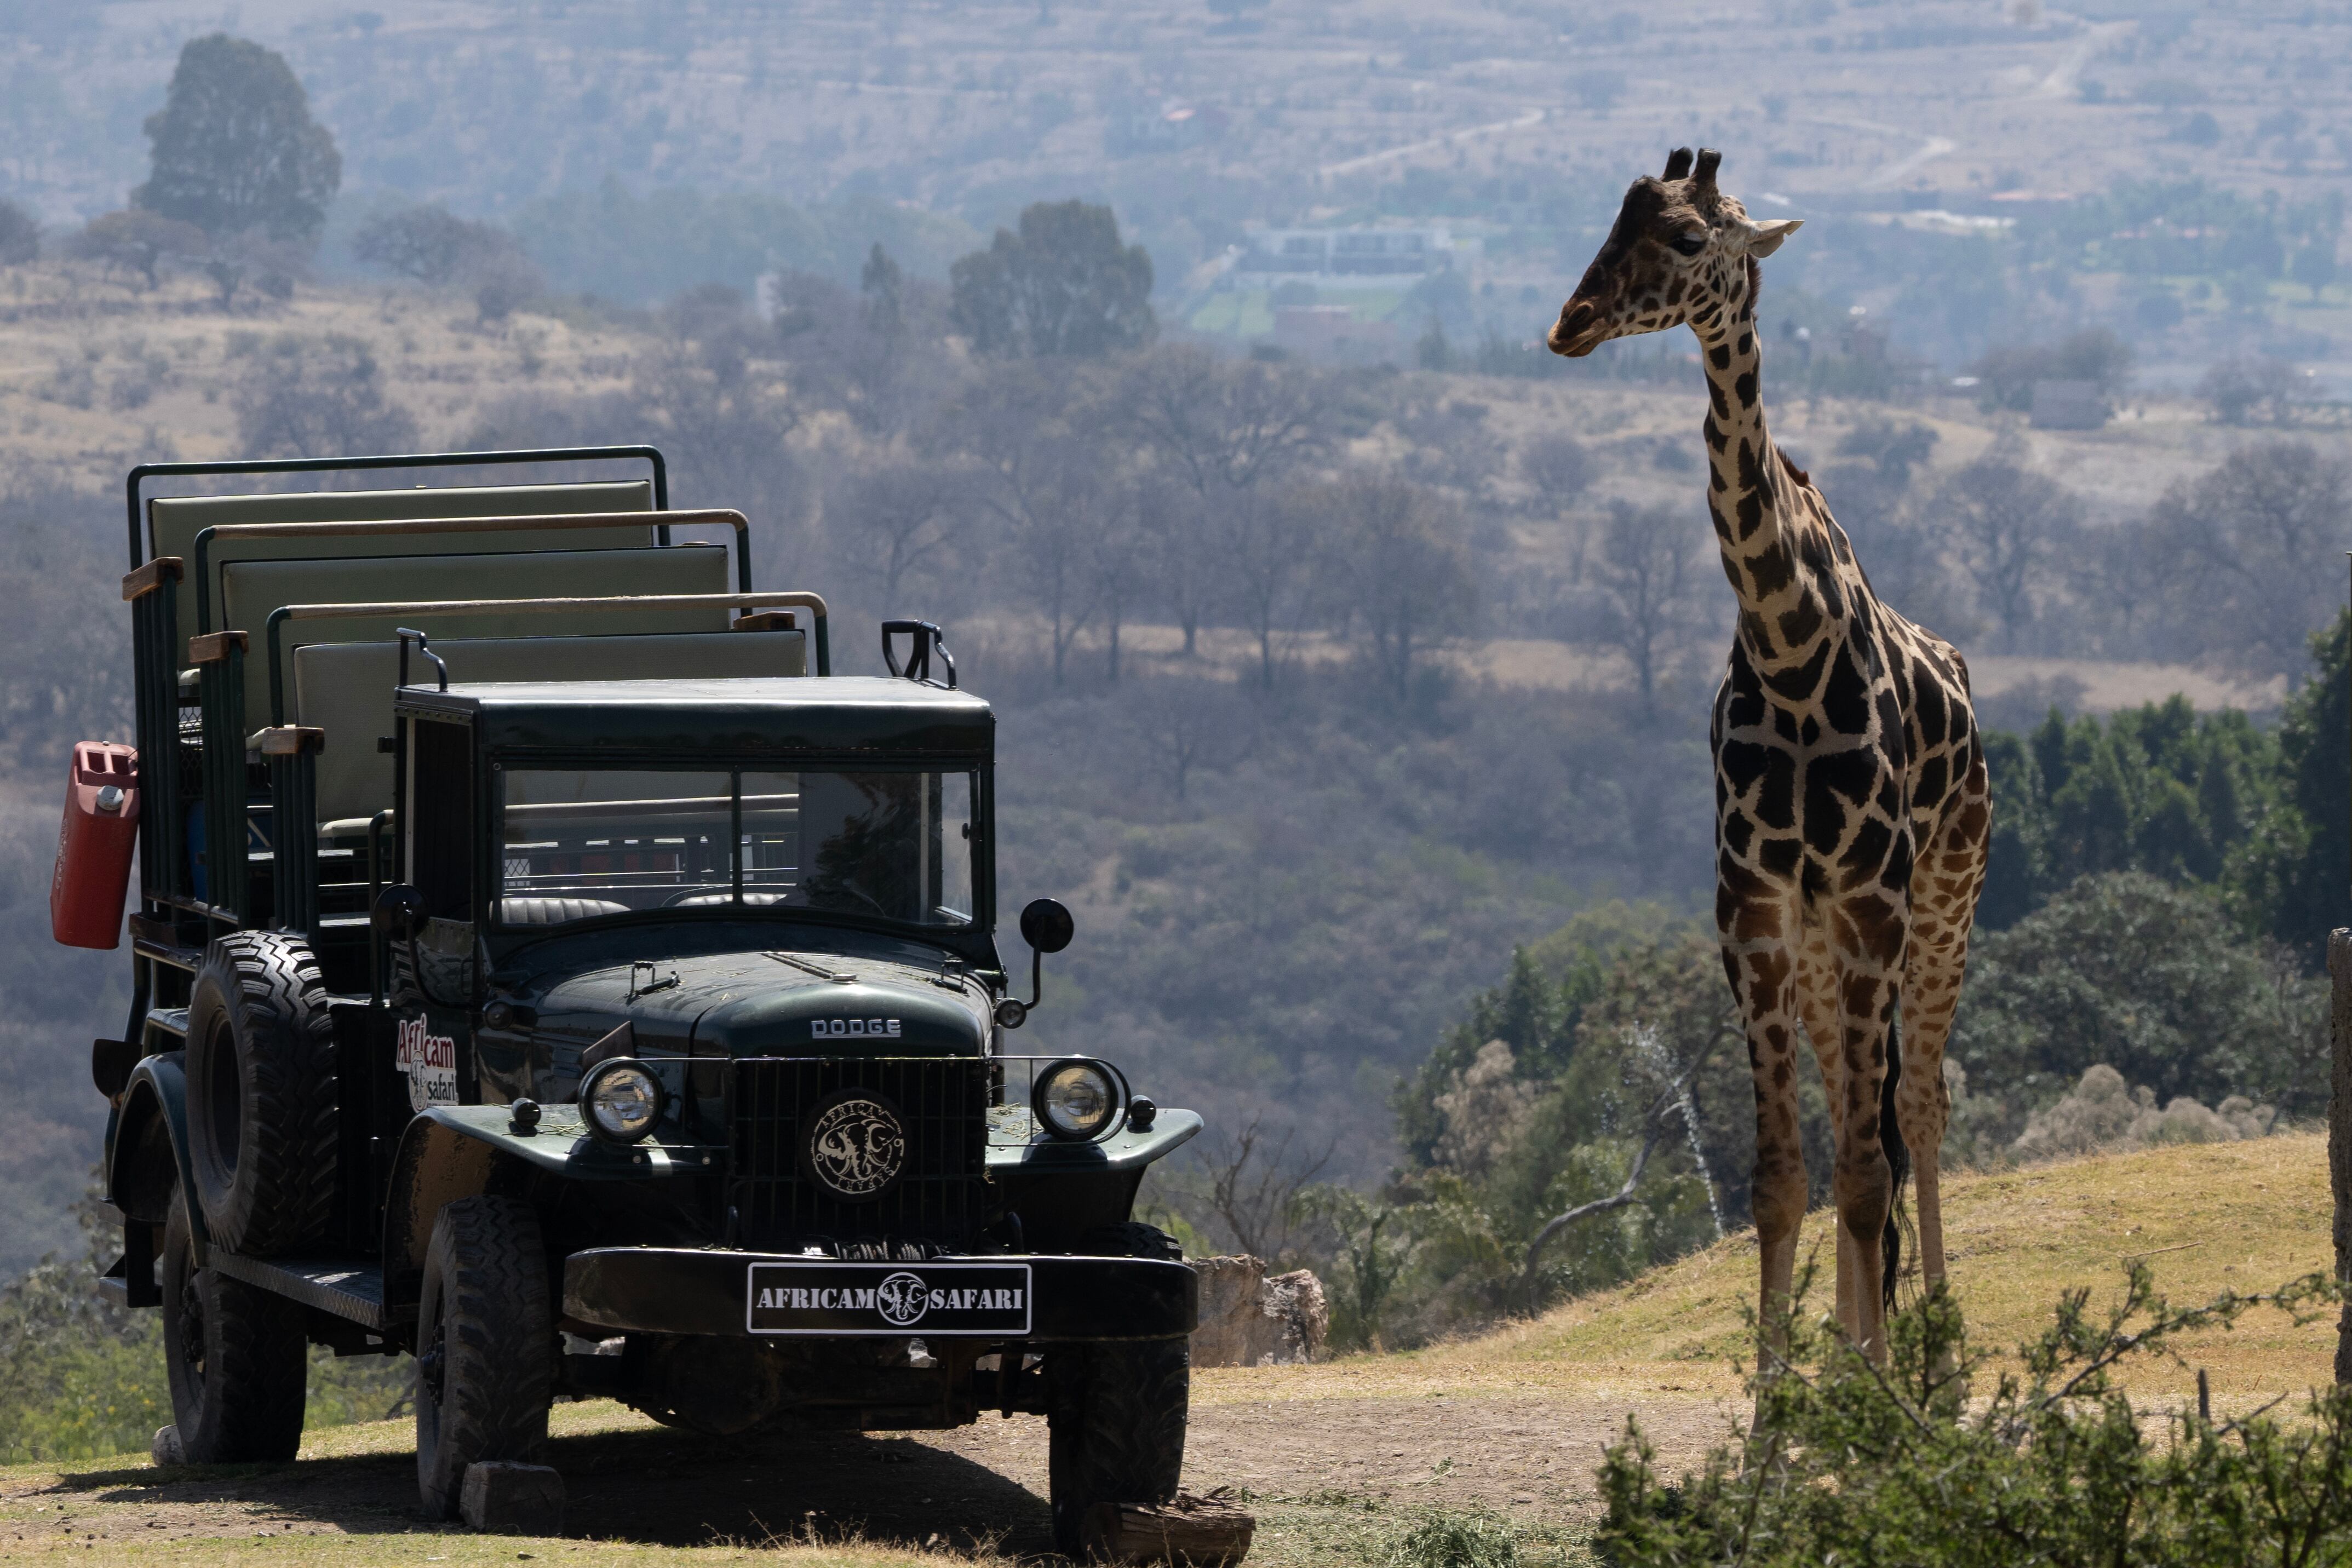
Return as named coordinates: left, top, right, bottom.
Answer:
left=1019, top=897, right=1074, bottom=954
left=372, top=883, right=423, bottom=937
left=997, top=898, right=1075, bottom=1030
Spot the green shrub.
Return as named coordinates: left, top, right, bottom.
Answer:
left=1596, top=1265, right=2350, bottom=1566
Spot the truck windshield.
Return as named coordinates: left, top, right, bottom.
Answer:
left=498, top=767, right=977, bottom=929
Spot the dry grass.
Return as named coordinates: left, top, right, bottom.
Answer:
left=1419, top=1133, right=2336, bottom=1408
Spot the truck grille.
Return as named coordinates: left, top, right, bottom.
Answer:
left=728, top=1056, right=989, bottom=1251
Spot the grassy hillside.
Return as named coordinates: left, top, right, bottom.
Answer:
left=1418, top=1133, right=2338, bottom=1405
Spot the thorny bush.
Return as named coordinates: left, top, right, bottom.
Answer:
left=1597, top=1263, right=2352, bottom=1566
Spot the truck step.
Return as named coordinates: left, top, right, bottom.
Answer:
left=209, top=1254, right=411, bottom=1330
left=144, top=1008, right=190, bottom=1039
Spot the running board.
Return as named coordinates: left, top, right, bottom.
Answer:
left=208, top=1254, right=412, bottom=1329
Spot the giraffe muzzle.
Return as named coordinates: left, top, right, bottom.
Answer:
left=1547, top=300, right=1603, bottom=358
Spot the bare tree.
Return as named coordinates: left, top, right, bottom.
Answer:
left=1092, top=485, right=1151, bottom=684
left=235, top=334, right=420, bottom=458
left=1926, top=455, right=2083, bottom=653
left=1118, top=345, right=1329, bottom=656
left=1126, top=673, right=1254, bottom=800
left=1321, top=474, right=1478, bottom=699
left=1582, top=499, right=1707, bottom=719
left=2146, top=440, right=2352, bottom=677
left=826, top=456, right=973, bottom=608
left=1222, top=484, right=1324, bottom=690
left=955, top=363, right=1110, bottom=686
left=1201, top=1116, right=1335, bottom=1263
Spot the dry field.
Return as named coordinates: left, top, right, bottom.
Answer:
left=0, top=1136, right=2332, bottom=1566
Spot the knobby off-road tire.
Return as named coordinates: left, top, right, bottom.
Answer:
left=159, top=1194, right=307, bottom=1463
left=416, top=1197, right=555, bottom=1519
left=185, top=932, right=338, bottom=1257
left=1079, top=1222, right=1186, bottom=1261
left=1046, top=1336, right=1190, bottom=1557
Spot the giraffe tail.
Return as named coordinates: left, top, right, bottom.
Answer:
left=1880, top=1015, right=1910, bottom=1314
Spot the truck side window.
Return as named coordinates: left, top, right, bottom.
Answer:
left=408, top=718, right=475, bottom=922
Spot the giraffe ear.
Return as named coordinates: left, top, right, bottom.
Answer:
left=1742, top=219, right=1803, bottom=258
left=1662, top=147, right=1694, bottom=180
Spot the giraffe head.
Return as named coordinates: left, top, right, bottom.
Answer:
left=1547, top=147, right=1802, bottom=357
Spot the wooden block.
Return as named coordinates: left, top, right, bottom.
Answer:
left=1081, top=1488, right=1255, bottom=1566
left=188, top=630, right=248, bottom=664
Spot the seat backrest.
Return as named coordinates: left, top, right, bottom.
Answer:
left=295, top=628, right=808, bottom=825
left=150, top=479, right=656, bottom=655
left=226, top=544, right=732, bottom=724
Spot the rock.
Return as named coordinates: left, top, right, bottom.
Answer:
left=1082, top=1487, right=1255, bottom=1565
left=460, top=1461, right=565, bottom=1535
left=150, top=1425, right=183, bottom=1467
left=1188, top=1256, right=1329, bottom=1368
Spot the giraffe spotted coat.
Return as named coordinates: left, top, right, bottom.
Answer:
left=1549, top=148, right=1990, bottom=1363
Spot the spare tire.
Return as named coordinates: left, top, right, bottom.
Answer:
left=185, top=931, right=339, bottom=1256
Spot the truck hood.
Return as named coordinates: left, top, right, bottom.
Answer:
left=530, top=947, right=993, bottom=1061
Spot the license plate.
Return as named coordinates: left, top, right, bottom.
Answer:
left=745, top=1261, right=1034, bottom=1336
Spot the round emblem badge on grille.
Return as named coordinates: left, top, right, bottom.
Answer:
left=875, top=1271, right=929, bottom=1326
left=800, top=1090, right=908, bottom=1202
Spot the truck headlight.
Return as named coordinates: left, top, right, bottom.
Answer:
left=582, top=1060, right=664, bottom=1143
left=1034, top=1059, right=1119, bottom=1141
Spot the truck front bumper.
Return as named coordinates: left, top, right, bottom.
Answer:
left=561, top=1248, right=1197, bottom=1342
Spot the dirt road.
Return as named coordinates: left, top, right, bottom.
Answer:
left=0, top=1375, right=1742, bottom=1563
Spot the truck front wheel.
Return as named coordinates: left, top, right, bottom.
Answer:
left=415, top=1197, right=554, bottom=1519
left=1046, top=1336, right=1190, bottom=1556
left=159, top=1195, right=307, bottom=1463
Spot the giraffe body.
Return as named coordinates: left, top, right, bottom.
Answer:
left=1550, top=150, right=1990, bottom=1363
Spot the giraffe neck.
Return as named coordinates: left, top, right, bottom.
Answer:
left=1695, top=317, right=1850, bottom=675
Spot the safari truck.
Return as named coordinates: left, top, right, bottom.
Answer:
left=55, top=446, right=1199, bottom=1548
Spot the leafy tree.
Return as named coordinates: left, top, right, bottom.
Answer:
left=949, top=199, right=1154, bottom=358
left=1952, top=871, right=2327, bottom=1128
left=2229, top=608, right=2352, bottom=963
left=1964, top=327, right=2132, bottom=411
left=351, top=203, right=508, bottom=286
left=2196, top=353, right=2303, bottom=424
left=0, top=197, right=37, bottom=266
left=68, top=210, right=207, bottom=290
left=1979, top=697, right=2280, bottom=926
left=134, top=35, right=341, bottom=244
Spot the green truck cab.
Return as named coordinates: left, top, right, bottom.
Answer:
left=84, top=447, right=1197, bottom=1546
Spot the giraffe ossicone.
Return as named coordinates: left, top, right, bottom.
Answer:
left=1550, top=148, right=1992, bottom=1372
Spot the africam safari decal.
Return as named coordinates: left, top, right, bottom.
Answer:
left=395, top=1016, right=460, bottom=1112
left=812, top=1017, right=902, bottom=1039
left=745, top=1261, right=1033, bottom=1335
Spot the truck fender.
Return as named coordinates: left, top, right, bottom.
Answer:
left=106, top=1052, right=209, bottom=1263
left=380, top=1110, right=510, bottom=1310
left=380, top=1103, right=708, bottom=1308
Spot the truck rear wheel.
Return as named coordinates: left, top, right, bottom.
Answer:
left=1046, top=1336, right=1190, bottom=1556
left=415, top=1197, right=554, bottom=1519
left=185, top=932, right=338, bottom=1256
left=159, top=1195, right=307, bottom=1463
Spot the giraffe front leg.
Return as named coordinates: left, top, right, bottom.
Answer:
left=1794, top=927, right=1857, bottom=1339
left=1831, top=947, right=1904, bottom=1365
left=1720, top=894, right=1806, bottom=1429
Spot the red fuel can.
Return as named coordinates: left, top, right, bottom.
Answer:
left=51, top=742, right=140, bottom=950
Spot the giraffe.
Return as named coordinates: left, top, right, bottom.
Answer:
left=1547, top=148, right=1990, bottom=1365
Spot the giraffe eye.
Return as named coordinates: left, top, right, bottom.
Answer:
left=1670, top=232, right=1708, bottom=257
